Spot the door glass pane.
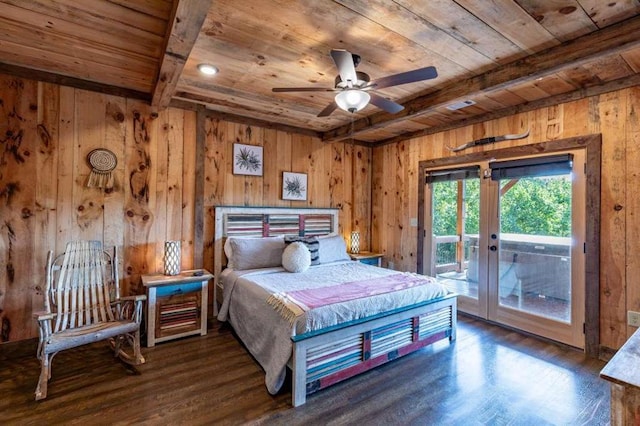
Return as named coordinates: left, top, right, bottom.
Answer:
left=497, top=174, right=572, bottom=322
left=432, top=177, right=480, bottom=299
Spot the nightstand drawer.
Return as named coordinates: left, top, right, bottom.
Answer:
left=350, top=252, right=383, bottom=267
left=359, top=256, right=381, bottom=266
left=156, top=281, right=202, bottom=297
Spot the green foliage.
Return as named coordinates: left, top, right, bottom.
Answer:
left=432, top=181, right=458, bottom=236
left=432, top=179, right=480, bottom=236
left=432, top=180, right=480, bottom=264
left=465, top=179, right=480, bottom=234
left=432, top=175, right=571, bottom=238
left=499, top=176, right=571, bottom=237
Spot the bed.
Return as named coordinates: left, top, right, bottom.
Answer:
left=213, top=207, right=457, bottom=406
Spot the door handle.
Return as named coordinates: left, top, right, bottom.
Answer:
left=489, top=245, right=497, bottom=252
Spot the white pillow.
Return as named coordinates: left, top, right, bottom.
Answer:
left=284, top=236, right=319, bottom=265
left=228, top=236, right=285, bottom=270
left=317, top=235, right=350, bottom=264
left=282, top=242, right=311, bottom=273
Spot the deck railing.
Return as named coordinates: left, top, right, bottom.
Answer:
left=433, top=233, right=572, bottom=301
left=433, top=234, right=471, bottom=274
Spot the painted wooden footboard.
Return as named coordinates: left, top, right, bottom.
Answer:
left=290, top=294, right=457, bottom=406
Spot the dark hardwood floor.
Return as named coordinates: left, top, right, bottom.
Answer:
left=1, top=315, right=610, bottom=425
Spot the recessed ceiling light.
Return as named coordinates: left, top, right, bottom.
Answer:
left=197, top=64, right=219, bottom=76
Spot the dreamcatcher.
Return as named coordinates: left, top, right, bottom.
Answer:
left=86, top=148, right=117, bottom=189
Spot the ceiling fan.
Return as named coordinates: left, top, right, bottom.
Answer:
left=272, top=49, right=438, bottom=117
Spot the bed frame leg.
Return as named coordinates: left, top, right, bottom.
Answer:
left=450, top=303, right=457, bottom=341
left=292, top=342, right=307, bottom=407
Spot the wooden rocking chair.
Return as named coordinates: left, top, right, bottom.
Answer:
left=34, top=240, right=146, bottom=400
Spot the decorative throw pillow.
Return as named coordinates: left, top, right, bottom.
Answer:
left=284, top=235, right=319, bottom=265
left=228, top=236, right=285, bottom=270
left=282, top=242, right=311, bottom=273
left=318, top=234, right=350, bottom=264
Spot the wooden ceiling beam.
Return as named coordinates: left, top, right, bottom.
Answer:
left=151, top=0, right=212, bottom=110
left=203, top=110, right=323, bottom=139
left=322, top=14, right=640, bottom=143
left=170, top=98, right=323, bottom=138
left=372, top=73, right=640, bottom=147
left=0, top=62, right=151, bottom=101
left=172, top=91, right=326, bottom=137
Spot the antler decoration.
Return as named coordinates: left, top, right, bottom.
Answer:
left=446, top=129, right=530, bottom=152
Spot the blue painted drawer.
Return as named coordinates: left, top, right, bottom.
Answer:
left=156, top=281, right=202, bottom=297
left=359, top=257, right=381, bottom=266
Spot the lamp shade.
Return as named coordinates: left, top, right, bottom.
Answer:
left=335, top=90, right=370, bottom=113
left=350, top=231, right=360, bottom=254
left=163, top=241, right=181, bottom=275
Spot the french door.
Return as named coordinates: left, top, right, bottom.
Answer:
left=424, top=150, right=585, bottom=348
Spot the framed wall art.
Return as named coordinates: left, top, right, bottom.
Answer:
left=233, top=143, right=263, bottom=176
left=282, top=172, right=307, bottom=201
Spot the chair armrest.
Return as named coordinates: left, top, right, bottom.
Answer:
left=112, top=295, right=145, bottom=323
left=33, top=311, right=55, bottom=321
left=118, top=295, right=147, bottom=302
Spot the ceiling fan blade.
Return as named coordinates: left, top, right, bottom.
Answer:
left=368, top=93, right=404, bottom=114
left=330, top=49, right=358, bottom=86
left=317, top=101, right=338, bottom=117
left=272, top=87, right=336, bottom=92
left=369, top=66, right=438, bottom=90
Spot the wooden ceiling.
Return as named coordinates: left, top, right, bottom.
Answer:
left=2, top=0, right=640, bottom=145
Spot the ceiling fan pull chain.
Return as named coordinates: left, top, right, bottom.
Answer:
left=350, top=115, right=355, bottom=145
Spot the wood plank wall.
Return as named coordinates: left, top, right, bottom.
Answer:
left=371, top=87, right=640, bottom=351
left=0, top=74, right=371, bottom=343
left=200, top=119, right=372, bottom=277
left=3, top=68, right=636, bottom=353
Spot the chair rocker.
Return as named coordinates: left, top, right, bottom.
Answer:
left=34, top=240, right=146, bottom=400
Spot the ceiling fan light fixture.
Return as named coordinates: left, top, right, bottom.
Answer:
left=335, top=90, right=370, bottom=113
left=197, top=63, right=219, bottom=76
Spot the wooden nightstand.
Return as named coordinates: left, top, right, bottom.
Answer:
left=142, top=269, right=213, bottom=347
left=350, top=252, right=383, bottom=267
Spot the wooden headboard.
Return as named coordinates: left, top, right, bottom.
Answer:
left=212, top=206, right=340, bottom=314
